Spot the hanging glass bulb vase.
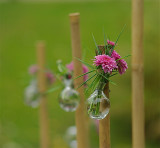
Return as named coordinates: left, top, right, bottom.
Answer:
left=87, top=81, right=110, bottom=120
left=59, top=79, right=80, bottom=112
left=24, top=79, right=41, bottom=108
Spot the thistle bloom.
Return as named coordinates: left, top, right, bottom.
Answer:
left=107, top=40, right=115, bottom=46
left=111, top=50, right=128, bottom=75
left=29, top=65, right=38, bottom=75
left=28, top=65, right=55, bottom=84
left=66, top=62, right=89, bottom=82
left=46, top=71, right=55, bottom=84
left=94, top=54, right=117, bottom=73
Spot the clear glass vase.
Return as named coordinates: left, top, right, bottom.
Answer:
left=87, top=82, right=110, bottom=120
left=59, top=79, right=80, bottom=112
left=24, top=79, right=40, bottom=108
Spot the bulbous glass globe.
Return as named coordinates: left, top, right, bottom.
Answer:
left=87, top=88, right=110, bottom=120
left=59, top=79, right=80, bottom=112
left=65, top=126, right=77, bottom=143
left=24, top=79, right=40, bottom=108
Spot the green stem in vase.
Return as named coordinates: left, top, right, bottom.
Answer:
left=88, top=103, right=93, bottom=114
left=95, top=90, right=101, bottom=115
left=95, top=102, right=100, bottom=115
left=88, top=75, right=109, bottom=116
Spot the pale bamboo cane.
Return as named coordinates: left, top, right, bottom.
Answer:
left=36, top=42, right=50, bottom=148
left=132, top=0, right=145, bottom=148
left=98, top=46, right=110, bottom=148
left=69, top=13, right=89, bottom=148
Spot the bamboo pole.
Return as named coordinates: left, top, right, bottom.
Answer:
left=99, top=83, right=110, bottom=148
left=132, top=0, right=145, bottom=148
left=69, top=13, right=89, bottom=148
left=98, top=46, right=110, bottom=148
left=36, top=42, right=50, bottom=148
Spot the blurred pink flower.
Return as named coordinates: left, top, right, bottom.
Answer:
left=107, top=40, right=115, bottom=46
left=46, top=71, right=55, bottom=84
left=28, top=65, right=55, bottom=84
left=66, top=62, right=89, bottom=82
left=111, top=50, right=128, bottom=75
left=94, top=54, right=117, bottom=73
left=29, top=65, right=38, bottom=75
left=111, top=50, right=121, bottom=59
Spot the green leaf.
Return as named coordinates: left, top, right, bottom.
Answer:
left=112, top=70, right=118, bottom=73
left=45, top=85, right=62, bottom=94
left=106, top=35, right=110, bottom=54
left=76, top=74, right=96, bottom=89
left=113, top=24, right=126, bottom=49
left=98, top=72, right=117, bottom=85
left=92, top=33, right=101, bottom=55
left=116, top=54, right=131, bottom=61
left=73, top=69, right=96, bottom=80
left=103, top=28, right=107, bottom=49
left=92, top=73, right=102, bottom=89
left=103, top=29, right=109, bottom=55
left=109, top=73, right=118, bottom=77
left=85, top=74, right=98, bottom=94
left=75, top=57, right=95, bottom=69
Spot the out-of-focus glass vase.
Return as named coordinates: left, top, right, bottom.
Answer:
left=24, top=79, right=40, bottom=108
left=59, top=79, right=80, bottom=112
left=65, top=126, right=77, bottom=148
left=87, top=82, right=110, bottom=120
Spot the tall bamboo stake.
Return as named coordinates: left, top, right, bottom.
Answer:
left=69, top=13, right=89, bottom=148
left=132, top=0, right=145, bottom=148
left=36, top=42, right=50, bottom=148
left=98, top=46, right=110, bottom=148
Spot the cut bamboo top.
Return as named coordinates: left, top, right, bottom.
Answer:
left=69, top=13, right=80, bottom=24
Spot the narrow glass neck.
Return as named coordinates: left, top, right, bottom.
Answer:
left=97, top=81, right=106, bottom=91
left=63, top=79, right=73, bottom=87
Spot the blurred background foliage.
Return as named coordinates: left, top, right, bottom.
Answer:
left=0, top=0, right=159, bottom=148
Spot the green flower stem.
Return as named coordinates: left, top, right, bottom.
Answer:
left=88, top=103, right=93, bottom=114
left=95, top=102, right=100, bottom=115
left=95, top=89, right=102, bottom=115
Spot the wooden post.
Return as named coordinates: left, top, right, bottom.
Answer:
left=98, top=46, right=110, bottom=148
left=69, top=13, right=89, bottom=148
left=132, top=0, right=145, bottom=148
left=36, top=42, right=50, bottom=148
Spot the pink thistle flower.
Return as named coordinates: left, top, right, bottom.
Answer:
left=94, top=54, right=117, bottom=73
left=111, top=50, right=128, bottom=75
left=111, top=50, right=121, bottom=60
left=66, top=62, right=74, bottom=72
left=66, top=62, right=89, bottom=82
left=28, top=65, right=55, bottom=84
left=29, top=65, right=38, bottom=75
left=107, top=40, right=115, bottom=46
left=46, top=71, right=55, bottom=84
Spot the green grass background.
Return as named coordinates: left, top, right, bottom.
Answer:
left=0, top=0, right=159, bottom=148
